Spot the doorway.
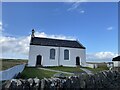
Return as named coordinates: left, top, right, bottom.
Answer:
left=76, top=56, right=80, bottom=65
left=36, top=55, right=42, bottom=66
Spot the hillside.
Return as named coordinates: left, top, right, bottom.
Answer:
left=0, top=59, right=28, bottom=71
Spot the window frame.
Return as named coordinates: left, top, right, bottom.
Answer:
left=50, top=48, right=55, bottom=59
left=64, top=49, right=69, bottom=60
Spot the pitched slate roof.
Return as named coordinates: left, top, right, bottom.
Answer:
left=30, top=37, right=85, bottom=49
left=112, top=56, right=120, bottom=61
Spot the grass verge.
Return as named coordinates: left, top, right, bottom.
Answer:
left=21, top=67, right=56, bottom=79
left=84, top=67, right=109, bottom=73
left=44, top=66, right=84, bottom=73
left=21, top=66, right=84, bottom=79
left=1, top=59, right=28, bottom=71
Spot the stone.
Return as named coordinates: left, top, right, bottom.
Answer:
left=41, top=79, right=46, bottom=90
left=65, top=78, right=71, bottom=88
left=34, top=77, right=40, bottom=87
left=24, top=80, right=30, bottom=89
left=3, top=70, right=120, bottom=89
left=27, top=78, right=34, bottom=87
left=4, top=80, right=12, bottom=89
left=53, top=73, right=66, bottom=79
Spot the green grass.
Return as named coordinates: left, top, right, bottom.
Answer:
left=1, top=59, right=109, bottom=79
left=84, top=67, right=109, bottom=73
left=44, top=66, right=84, bottom=73
left=1, top=59, right=28, bottom=71
left=21, top=67, right=83, bottom=79
left=21, top=67, right=56, bottom=79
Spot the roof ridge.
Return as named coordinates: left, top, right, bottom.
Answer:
left=30, top=37, right=86, bottom=49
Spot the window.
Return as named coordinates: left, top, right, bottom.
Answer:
left=64, top=49, right=69, bottom=60
left=50, top=49, right=55, bottom=59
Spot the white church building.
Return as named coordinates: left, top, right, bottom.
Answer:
left=28, top=29, right=86, bottom=67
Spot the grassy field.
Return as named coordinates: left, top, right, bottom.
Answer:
left=20, top=66, right=108, bottom=79
left=21, top=66, right=84, bottom=79
left=84, top=67, right=109, bottom=73
left=1, top=59, right=109, bottom=79
left=21, top=67, right=56, bottom=79
left=45, top=66, right=84, bottom=73
left=0, top=59, right=28, bottom=71
left=86, top=62, right=109, bottom=73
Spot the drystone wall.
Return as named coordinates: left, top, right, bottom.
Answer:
left=3, top=70, right=120, bottom=89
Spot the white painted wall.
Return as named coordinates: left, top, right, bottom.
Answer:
left=113, top=61, right=120, bottom=67
left=107, top=63, right=113, bottom=68
left=86, top=63, right=98, bottom=68
left=28, top=45, right=59, bottom=66
left=28, top=45, right=86, bottom=67
left=59, top=47, right=86, bottom=67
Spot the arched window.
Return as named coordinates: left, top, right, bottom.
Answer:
left=50, top=49, right=55, bottom=59
left=64, top=49, right=69, bottom=60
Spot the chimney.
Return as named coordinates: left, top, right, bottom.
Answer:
left=31, top=29, right=35, bottom=38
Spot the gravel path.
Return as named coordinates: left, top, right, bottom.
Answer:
left=38, top=68, right=74, bottom=75
left=80, top=68, right=93, bottom=75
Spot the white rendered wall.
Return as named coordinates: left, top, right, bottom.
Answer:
left=28, top=45, right=59, bottom=66
left=28, top=45, right=86, bottom=67
left=113, top=61, right=120, bottom=67
left=59, top=47, right=86, bottom=67
left=86, top=63, right=98, bottom=68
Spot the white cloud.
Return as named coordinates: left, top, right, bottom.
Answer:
left=67, top=2, right=81, bottom=11
left=1, top=31, right=117, bottom=61
left=0, top=21, right=6, bottom=32
left=67, top=1, right=85, bottom=14
left=107, top=26, right=114, bottom=31
left=1, top=36, right=30, bottom=55
left=0, top=21, right=2, bottom=31
left=35, top=32, right=76, bottom=40
left=78, top=10, right=85, bottom=13
left=1, top=32, right=76, bottom=59
left=87, top=52, right=118, bottom=62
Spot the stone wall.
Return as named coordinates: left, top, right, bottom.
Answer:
left=3, top=70, right=120, bottom=89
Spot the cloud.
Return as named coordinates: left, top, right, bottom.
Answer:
left=1, top=36, right=30, bottom=55
left=0, top=21, right=2, bottom=31
left=78, top=10, right=85, bottom=13
left=67, top=1, right=86, bottom=14
left=80, top=10, right=85, bottom=13
left=67, top=2, right=81, bottom=11
left=107, top=26, right=114, bottom=31
left=1, top=32, right=76, bottom=59
left=35, top=32, right=76, bottom=40
left=0, top=21, right=6, bottom=32
left=87, top=52, right=118, bottom=62
left=1, top=31, right=117, bottom=61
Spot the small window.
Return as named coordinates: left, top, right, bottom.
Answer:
left=64, top=49, right=69, bottom=60
left=50, top=49, right=55, bottom=59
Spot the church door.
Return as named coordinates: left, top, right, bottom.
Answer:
left=76, top=56, right=80, bottom=65
left=36, top=55, right=42, bottom=66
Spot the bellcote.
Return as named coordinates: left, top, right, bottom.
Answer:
left=31, top=29, right=35, bottom=38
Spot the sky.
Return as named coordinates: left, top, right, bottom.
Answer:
left=1, top=2, right=119, bottom=62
